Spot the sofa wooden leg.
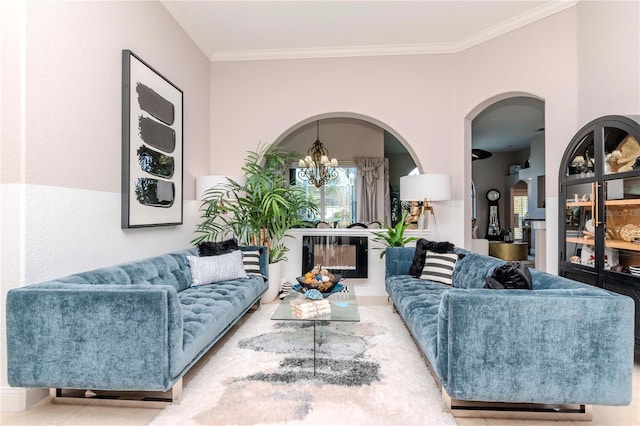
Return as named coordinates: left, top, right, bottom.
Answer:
left=251, top=299, right=261, bottom=311
left=171, top=378, right=182, bottom=404
left=442, top=388, right=593, bottom=421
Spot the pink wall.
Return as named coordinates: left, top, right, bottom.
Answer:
left=209, top=2, right=638, bottom=264
left=209, top=8, right=581, bottom=248
left=21, top=1, right=210, bottom=197
left=1, top=1, right=211, bottom=407
left=577, top=0, right=640, bottom=123
left=210, top=54, right=457, bottom=178
left=2, top=0, right=638, bottom=408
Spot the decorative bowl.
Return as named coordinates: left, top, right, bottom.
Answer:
left=296, top=273, right=342, bottom=293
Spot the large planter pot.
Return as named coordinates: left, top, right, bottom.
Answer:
left=261, top=261, right=282, bottom=304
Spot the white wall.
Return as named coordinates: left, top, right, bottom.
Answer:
left=1, top=0, right=211, bottom=410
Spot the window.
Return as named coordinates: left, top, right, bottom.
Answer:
left=513, top=194, right=528, bottom=240
left=291, top=167, right=357, bottom=226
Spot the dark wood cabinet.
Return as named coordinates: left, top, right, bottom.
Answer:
left=558, top=115, right=640, bottom=350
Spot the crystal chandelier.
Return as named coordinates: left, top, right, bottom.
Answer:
left=297, top=120, right=339, bottom=188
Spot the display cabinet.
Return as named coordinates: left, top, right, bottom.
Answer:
left=558, top=115, right=640, bottom=350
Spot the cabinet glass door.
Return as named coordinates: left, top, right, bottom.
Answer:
left=602, top=126, right=639, bottom=176
left=564, top=182, right=596, bottom=267
left=566, top=133, right=595, bottom=179
left=604, top=176, right=640, bottom=275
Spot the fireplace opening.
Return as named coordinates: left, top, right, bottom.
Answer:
left=302, top=236, right=368, bottom=278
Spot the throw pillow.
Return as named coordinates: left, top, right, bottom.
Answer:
left=197, top=239, right=239, bottom=257
left=484, top=261, right=532, bottom=290
left=187, top=250, right=247, bottom=286
left=420, top=251, right=458, bottom=285
left=410, top=239, right=457, bottom=277
left=410, top=238, right=430, bottom=277
left=242, top=250, right=262, bottom=276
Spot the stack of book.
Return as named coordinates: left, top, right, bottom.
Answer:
left=290, top=298, right=331, bottom=319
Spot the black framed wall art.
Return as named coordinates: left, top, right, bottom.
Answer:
left=122, top=50, right=183, bottom=228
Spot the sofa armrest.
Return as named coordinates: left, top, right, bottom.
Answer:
left=385, top=247, right=414, bottom=279
left=6, top=283, right=183, bottom=391
left=436, top=289, right=634, bottom=405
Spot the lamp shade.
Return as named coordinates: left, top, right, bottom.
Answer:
left=196, top=175, right=245, bottom=200
left=400, top=174, right=451, bottom=202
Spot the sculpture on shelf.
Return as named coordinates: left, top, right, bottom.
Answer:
left=407, top=201, right=420, bottom=226
left=608, top=135, right=640, bottom=173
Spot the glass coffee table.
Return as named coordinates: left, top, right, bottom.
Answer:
left=271, top=284, right=360, bottom=375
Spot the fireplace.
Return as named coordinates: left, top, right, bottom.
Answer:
left=301, top=235, right=368, bottom=278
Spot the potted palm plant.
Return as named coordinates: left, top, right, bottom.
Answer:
left=370, top=211, right=417, bottom=258
left=192, top=143, right=319, bottom=301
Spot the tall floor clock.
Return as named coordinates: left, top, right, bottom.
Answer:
left=486, top=189, right=501, bottom=240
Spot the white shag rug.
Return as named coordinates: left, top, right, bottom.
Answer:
left=151, top=301, right=456, bottom=426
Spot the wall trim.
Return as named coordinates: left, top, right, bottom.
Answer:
left=0, top=387, right=48, bottom=411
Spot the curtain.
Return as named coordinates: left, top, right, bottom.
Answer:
left=383, top=158, right=391, bottom=225
left=354, top=157, right=387, bottom=223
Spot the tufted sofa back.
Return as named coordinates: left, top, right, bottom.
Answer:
left=451, top=250, right=503, bottom=289
left=45, top=246, right=270, bottom=294
left=49, top=249, right=198, bottom=293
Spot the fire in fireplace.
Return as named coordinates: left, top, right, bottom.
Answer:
left=302, top=236, right=368, bottom=278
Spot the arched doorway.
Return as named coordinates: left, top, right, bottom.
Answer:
left=465, top=93, right=545, bottom=251
left=273, top=113, right=419, bottom=227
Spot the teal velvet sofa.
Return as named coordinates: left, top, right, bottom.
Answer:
left=6, top=246, right=268, bottom=404
left=385, top=247, right=634, bottom=415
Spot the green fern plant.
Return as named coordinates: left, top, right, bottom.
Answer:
left=370, top=211, right=417, bottom=258
left=192, top=143, right=318, bottom=264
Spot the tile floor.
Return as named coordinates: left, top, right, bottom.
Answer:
left=2, top=298, right=639, bottom=426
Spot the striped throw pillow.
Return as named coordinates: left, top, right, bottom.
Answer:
left=420, top=251, right=458, bottom=285
left=242, top=250, right=262, bottom=276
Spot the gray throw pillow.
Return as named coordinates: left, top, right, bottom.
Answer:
left=187, top=250, right=247, bottom=286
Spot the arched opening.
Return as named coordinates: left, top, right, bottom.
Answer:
left=465, top=93, right=545, bottom=253
left=273, top=113, right=419, bottom=228
left=511, top=180, right=529, bottom=241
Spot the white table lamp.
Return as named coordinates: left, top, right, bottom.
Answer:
left=400, top=174, right=452, bottom=238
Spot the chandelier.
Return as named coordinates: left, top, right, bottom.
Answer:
left=297, top=120, right=339, bottom=188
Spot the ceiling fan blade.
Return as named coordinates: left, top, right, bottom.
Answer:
left=472, top=149, right=492, bottom=161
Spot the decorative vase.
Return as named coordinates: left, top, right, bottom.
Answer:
left=261, top=261, right=282, bottom=303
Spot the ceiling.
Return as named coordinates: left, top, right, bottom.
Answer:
left=162, top=1, right=560, bottom=154
left=162, top=1, right=577, bottom=61
left=472, top=96, right=545, bottom=153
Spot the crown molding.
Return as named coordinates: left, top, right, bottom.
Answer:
left=209, top=42, right=457, bottom=62
left=454, top=0, right=578, bottom=53
left=166, top=1, right=579, bottom=62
